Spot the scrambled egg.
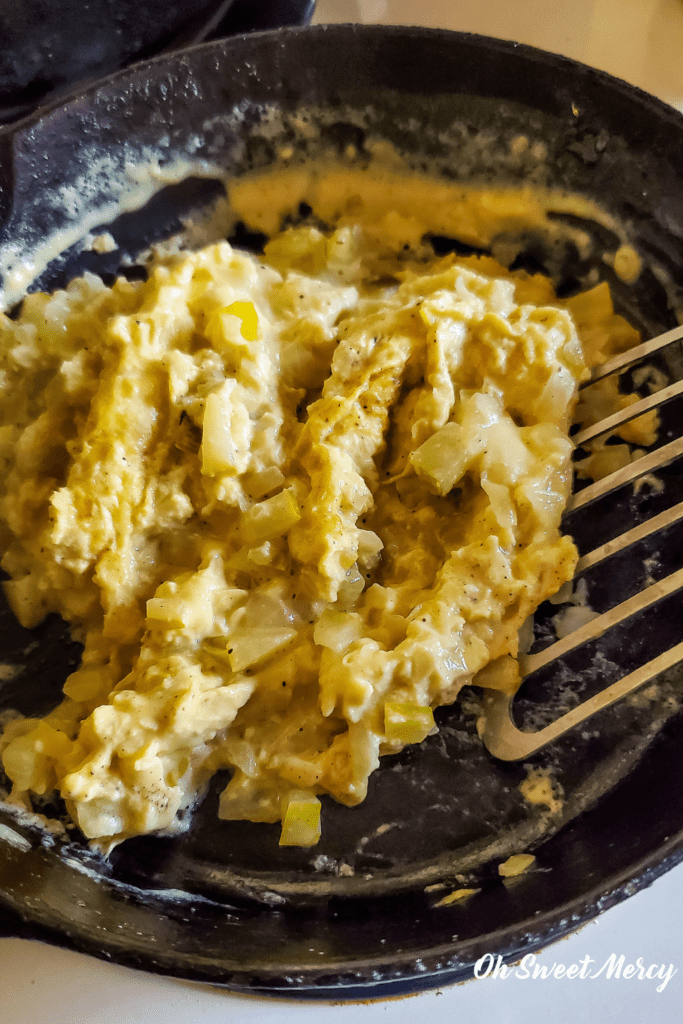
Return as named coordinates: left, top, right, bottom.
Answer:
left=0, top=168, right=639, bottom=849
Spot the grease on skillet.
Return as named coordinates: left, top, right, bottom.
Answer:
left=0, top=159, right=664, bottom=859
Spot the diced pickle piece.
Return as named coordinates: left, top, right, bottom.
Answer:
left=207, top=301, right=259, bottom=346
left=241, top=489, right=301, bottom=546
left=384, top=702, right=435, bottom=744
left=279, top=792, right=321, bottom=846
left=222, top=301, right=259, bottom=341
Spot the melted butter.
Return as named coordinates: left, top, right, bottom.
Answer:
left=228, top=161, right=626, bottom=257
left=0, top=156, right=223, bottom=308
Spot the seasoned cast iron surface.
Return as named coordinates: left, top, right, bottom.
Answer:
left=0, top=0, right=230, bottom=123
left=0, top=0, right=316, bottom=124
left=1, top=26, right=683, bottom=994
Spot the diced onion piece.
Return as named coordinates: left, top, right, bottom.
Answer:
left=278, top=756, right=322, bottom=788
left=63, top=668, right=106, bottom=702
left=227, top=628, right=296, bottom=672
left=241, top=489, right=301, bottom=546
left=481, top=478, right=516, bottom=533
left=563, top=281, right=613, bottom=328
left=410, top=422, right=465, bottom=495
left=552, top=604, right=600, bottom=640
left=3, top=575, right=45, bottom=629
left=279, top=792, right=321, bottom=847
left=265, top=227, right=327, bottom=275
left=201, top=389, right=240, bottom=476
left=384, top=702, right=435, bottom=744
left=357, top=529, right=383, bottom=569
left=473, top=654, right=520, bottom=695
left=2, top=720, right=71, bottom=793
left=245, top=466, right=286, bottom=500
left=146, top=592, right=212, bottom=634
left=223, top=739, right=258, bottom=778
left=313, top=610, right=363, bottom=652
left=246, top=543, right=274, bottom=566
left=337, top=566, right=365, bottom=610
left=482, top=417, right=533, bottom=485
left=241, top=591, right=290, bottom=630
left=145, top=596, right=186, bottom=629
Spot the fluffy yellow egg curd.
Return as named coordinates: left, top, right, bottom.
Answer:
left=0, top=167, right=641, bottom=850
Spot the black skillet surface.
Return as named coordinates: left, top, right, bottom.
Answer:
left=1, top=25, right=683, bottom=996
left=0, top=0, right=316, bottom=124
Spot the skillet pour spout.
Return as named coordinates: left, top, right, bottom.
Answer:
left=1, top=24, right=683, bottom=995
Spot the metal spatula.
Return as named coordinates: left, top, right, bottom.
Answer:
left=479, top=323, right=683, bottom=760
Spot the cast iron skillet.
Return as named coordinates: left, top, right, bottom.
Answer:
left=1, top=25, right=683, bottom=998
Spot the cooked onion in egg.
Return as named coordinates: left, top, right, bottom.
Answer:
left=0, top=168, right=642, bottom=848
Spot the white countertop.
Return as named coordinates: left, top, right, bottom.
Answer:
left=3, top=2, right=683, bottom=1019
